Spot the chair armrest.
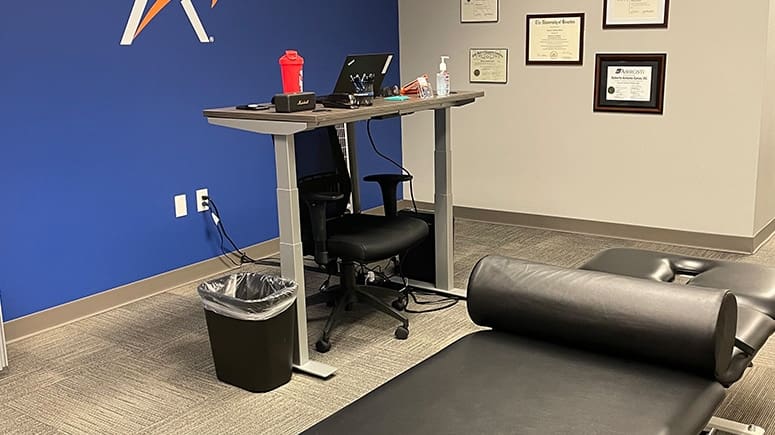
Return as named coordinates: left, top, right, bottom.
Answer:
left=364, top=174, right=412, bottom=216
left=300, top=192, right=344, bottom=265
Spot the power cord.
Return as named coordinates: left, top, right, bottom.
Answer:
left=366, top=118, right=418, bottom=212
left=404, top=290, right=460, bottom=314
left=391, top=256, right=461, bottom=314
left=203, top=194, right=458, bottom=313
left=365, top=121, right=460, bottom=313
left=203, top=195, right=281, bottom=267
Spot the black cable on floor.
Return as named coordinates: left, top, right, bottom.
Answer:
left=389, top=257, right=461, bottom=314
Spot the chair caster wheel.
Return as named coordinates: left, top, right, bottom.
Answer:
left=392, top=297, right=408, bottom=311
left=316, top=338, right=331, bottom=353
left=395, top=326, right=409, bottom=340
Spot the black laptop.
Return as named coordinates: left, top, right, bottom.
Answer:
left=332, top=53, right=393, bottom=94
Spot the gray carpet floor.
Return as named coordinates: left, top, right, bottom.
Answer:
left=1, top=219, right=774, bottom=434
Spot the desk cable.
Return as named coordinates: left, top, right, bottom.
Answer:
left=203, top=196, right=280, bottom=268
left=367, top=119, right=460, bottom=313
left=392, top=258, right=461, bottom=314
left=366, top=118, right=417, bottom=213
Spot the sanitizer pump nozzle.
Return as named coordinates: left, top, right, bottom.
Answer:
left=436, top=56, right=451, bottom=97
left=439, top=56, right=449, bottom=72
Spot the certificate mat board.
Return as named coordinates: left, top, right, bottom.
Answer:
left=593, top=53, right=667, bottom=114
left=604, top=0, right=669, bottom=28
left=526, top=13, right=585, bottom=65
left=470, top=49, right=508, bottom=83
left=461, top=0, right=498, bottom=23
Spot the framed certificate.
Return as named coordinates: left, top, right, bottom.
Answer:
left=461, top=0, right=499, bottom=23
left=603, top=0, right=669, bottom=28
left=526, top=13, right=585, bottom=65
left=470, top=49, right=509, bottom=84
left=593, top=53, right=667, bottom=114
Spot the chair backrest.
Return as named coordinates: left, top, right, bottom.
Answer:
left=294, top=126, right=352, bottom=257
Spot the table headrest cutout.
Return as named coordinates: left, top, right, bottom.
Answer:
left=467, top=256, right=737, bottom=380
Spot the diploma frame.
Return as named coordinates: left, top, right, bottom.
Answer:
left=603, top=0, right=669, bottom=29
left=460, top=0, right=499, bottom=23
left=469, top=48, right=509, bottom=84
left=526, top=13, right=585, bottom=66
left=593, top=53, right=667, bottom=114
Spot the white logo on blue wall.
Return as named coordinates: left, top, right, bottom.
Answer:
left=121, top=0, right=216, bottom=46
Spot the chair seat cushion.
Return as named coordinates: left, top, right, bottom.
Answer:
left=326, top=214, right=429, bottom=262
left=303, top=331, right=725, bottom=435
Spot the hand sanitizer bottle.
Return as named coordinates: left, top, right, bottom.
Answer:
left=436, top=56, right=450, bottom=97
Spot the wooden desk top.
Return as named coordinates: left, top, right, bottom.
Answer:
left=202, top=91, right=484, bottom=129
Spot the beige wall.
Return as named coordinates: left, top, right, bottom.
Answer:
left=399, top=0, right=771, bottom=237
left=755, top=1, right=775, bottom=233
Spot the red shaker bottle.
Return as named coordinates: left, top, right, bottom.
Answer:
left=279, top=50, right=304, bottom=93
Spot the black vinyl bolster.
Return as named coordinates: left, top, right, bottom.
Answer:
left=467, top=256, right=737, bottom=380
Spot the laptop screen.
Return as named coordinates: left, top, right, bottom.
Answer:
left=332, top=53, right=393, bottom=94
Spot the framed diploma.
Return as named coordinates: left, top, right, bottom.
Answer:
left=470, top=49, right=509, bottom=84
left=461, top=0, right=499, bottom=23
left=526, top=13, right=585, bottom=66
left=593, top=53, right=667, bottom=114
left=603, top=0, right=669, bottom=28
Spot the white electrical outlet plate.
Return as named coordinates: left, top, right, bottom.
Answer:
left=174, top=194, right=188, bottom=218
left=196, top=188, right=209, bottom=212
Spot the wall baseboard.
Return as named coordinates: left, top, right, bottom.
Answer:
left=7, top=203, right=771, bottom=343
left=3, top=202, right=391, bottom=343
left=5, top=239, right=279, bottom=343
left=753, top=217, right=775, bottom=253
left=404, top=200, right=772, bottom=255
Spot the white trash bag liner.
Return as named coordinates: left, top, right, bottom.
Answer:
left=197, top=273, right=297, bottom=321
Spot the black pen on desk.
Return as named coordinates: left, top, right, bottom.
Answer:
left=351, top=75, right=364, bottom=92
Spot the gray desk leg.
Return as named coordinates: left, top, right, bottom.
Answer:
left=345, top=123, right=361, bottom=213
left=433, top=108, right=466, bottom=299
left=273, top=134, right=337, bottom=379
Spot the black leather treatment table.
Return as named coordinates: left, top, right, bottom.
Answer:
left=581, top=248, right=775, bottom=435
left=304, top=254, right=775, bottom=435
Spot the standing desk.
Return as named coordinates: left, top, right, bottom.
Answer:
left=203, top=91, right=484, bottom=378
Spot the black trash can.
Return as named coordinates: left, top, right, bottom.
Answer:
left=197, top=273, right=297, bottom=393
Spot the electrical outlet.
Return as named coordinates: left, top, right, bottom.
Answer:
left=196, top=188, right=209, bottom=212
left=174, top=194, right=188, bottom=218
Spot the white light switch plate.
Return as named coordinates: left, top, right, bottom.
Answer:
left=174, top=194, right=188, bottom=218
left=196, top=188, right=209, bottom=212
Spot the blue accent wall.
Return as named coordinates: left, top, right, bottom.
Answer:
left=0, top=1, right=401, bottom=321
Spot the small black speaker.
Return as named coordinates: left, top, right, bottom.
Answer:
left=273, top=92, right=316, bottom=113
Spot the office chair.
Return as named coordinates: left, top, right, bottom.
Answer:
left=294, top=126, right=429, bottom=353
